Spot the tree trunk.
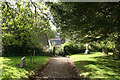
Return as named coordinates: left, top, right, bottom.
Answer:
left=32, top=50, right=35, bottom=64
left=114, top=45, right=120, bottom=59
left=53, top=46, right=56, bottom=56
left=102, top=47, right=108, bottom=55
left=113, top=35, right=120, bottom=59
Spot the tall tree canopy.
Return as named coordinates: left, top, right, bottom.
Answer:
left=47, top=2, right=120, bottom=58
left=2, top=1, right=52, bottom=56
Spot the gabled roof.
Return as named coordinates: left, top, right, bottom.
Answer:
left=48, top=39, right=65, bottom=46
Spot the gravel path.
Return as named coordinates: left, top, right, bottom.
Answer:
left=36, top=56, right=79, bottom=79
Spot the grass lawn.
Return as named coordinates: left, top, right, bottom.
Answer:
left=70, top=52, right=120, bottom=79
left=1, top=56, right=50, bottom=79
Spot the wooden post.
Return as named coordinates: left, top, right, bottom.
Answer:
left=53, top=46, right=56, bottom=56
left=32, top=50, right=35, bottom=64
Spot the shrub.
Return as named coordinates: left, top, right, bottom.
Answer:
left=89, top=41, right=114, bottom=52
left=2, top=45, right=50, bottom=57
left=55, top=41, right=86, bottom=55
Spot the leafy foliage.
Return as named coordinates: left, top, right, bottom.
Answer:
left=89, top=41, right=114, bottom=52
left=2, top=1, right=52, bottom=56
left=56, top=40, right=85, bottom=55
left=48, top=2, right=120, bottom=58
left=47, top=30, right=57, bottom=39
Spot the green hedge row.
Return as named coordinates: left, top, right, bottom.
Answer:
left=2, top=45, right=50, bottom=57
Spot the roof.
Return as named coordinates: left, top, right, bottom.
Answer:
left=48, top=39, right=65, bottom=46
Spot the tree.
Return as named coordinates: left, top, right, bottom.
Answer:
left=47, top=2, right=120, bottom=58
left=47, top=29, right=57, bottom=39
left=2, top=1, right=51, bottom=56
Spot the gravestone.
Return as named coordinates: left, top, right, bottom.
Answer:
left=84, top=50, right=89, bottom=54
left=84, top=43, right=90, bottom=54
left=20, top=56, right=26, bottom=68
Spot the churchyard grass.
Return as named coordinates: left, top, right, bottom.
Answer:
left=70, top=52, right=120, bottom=79
left=1, top=56, right=50, bottom=79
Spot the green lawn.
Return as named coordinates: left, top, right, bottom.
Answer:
left=70, top=52, right=120, bottom=79
left=1, top=56, right=50, bottom=79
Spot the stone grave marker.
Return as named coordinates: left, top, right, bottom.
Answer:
left=20, top=56, right=26, bottom=68
left=84, top=43, right=90, bottom=54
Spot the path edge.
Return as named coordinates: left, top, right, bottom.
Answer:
left=67, top=57, right=81, bottom=78
left=34, top=57, right=52, bottom=78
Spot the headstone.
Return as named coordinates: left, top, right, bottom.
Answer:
left=84, top=43, right=90, bottom=54
left=20, top=56, right=26, bottom=68
left=84, top=50, right=89, bottom=54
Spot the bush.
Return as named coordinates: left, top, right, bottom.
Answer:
left=64, top=44, right=85, bottom=55
left=89, top=41, right=114, bottom=52
left=2, top=45, right=50, bottom=57
left=55, top=41, right=86, bottom=55
left=55, top=41, right=114, bottom=56
left=89, top=44, right=101, bottom=52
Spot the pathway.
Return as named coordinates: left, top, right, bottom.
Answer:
left=36, top=56, right=79, bottom=79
